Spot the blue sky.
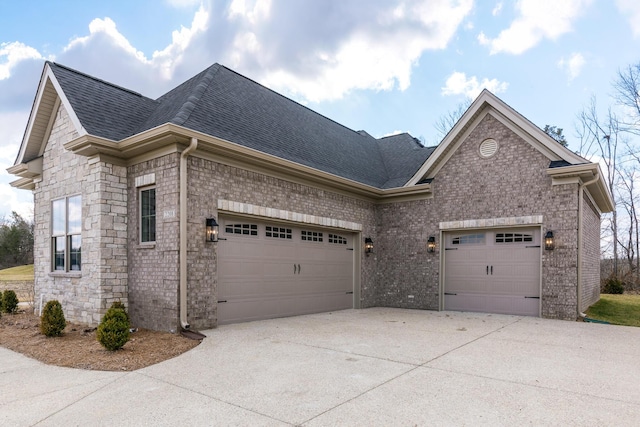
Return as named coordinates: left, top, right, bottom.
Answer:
left=1, top=0, right=639, bottom=220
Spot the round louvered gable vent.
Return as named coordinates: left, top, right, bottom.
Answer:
left=479, top=138, right=498, bottom=158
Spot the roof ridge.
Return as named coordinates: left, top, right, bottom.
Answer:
left=47, top=61, right=146, bottom=98
left=216, top=64, right=373, bottom=139
left=172, top=64, right=221, bottom=126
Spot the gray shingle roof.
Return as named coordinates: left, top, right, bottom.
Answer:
left=48, top=61, right=435, bottom=189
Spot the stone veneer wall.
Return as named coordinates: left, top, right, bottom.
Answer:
left=186, top=156, right=378, bottom=330
left=581, top=193, right=601, bottom=311
left=127, top=154, right=180, bottom=332
left=33, top=104, right=128, bottom=326
left=374, top=113, right=580, bottom=319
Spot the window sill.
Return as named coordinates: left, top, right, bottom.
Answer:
left=136, top=242, right=156, bottom=249
left=49, top=271, right=82, bottom=278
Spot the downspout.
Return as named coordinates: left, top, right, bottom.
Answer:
left=180, top=137, right=198, bottom=330
left=577, top=172, right=599, bottom=318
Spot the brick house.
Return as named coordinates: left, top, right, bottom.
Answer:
left=9, top=62, right=613, bottom=332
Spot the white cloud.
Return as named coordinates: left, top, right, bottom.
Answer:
left=441, top=71, right=509, bottom=99
left=558, top=52, right=586, bottom=81
left=65, top=18, right=150, bottom=64
left=616, top=0, right=640, bottom=38
left=0, top=42, right=44, bottom=80
left=478, top=0, right=592, bottom=54
left=0, top=111, right=34, bottom=220
left=245, top=0, right=474, bottom=102
left=492, top=2, right=503, bottom=16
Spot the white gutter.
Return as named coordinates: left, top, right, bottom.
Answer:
left=577, top=172, right=599, bottom=318
left=179, top=137, right=198, bottom=330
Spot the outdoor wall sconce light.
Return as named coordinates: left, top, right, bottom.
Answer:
left=427, top=236, right=436, bottom=253
left=364, top=237, right=374, bottom=255
left=544, top=231, right=554, bottom=251
left=206, top=218, right=219, bottom=243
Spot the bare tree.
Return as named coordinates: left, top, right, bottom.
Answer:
left=576, top=96, right=621, bottom=276
left=613, top=64, right=640, bottom=132
left=434, top=100, right=471, bottom=143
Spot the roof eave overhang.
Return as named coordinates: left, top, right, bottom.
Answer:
left=62, top=124, right=432, bottom=202
left=546, top=163, right=615, bottom=213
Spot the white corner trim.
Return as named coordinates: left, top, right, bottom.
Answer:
left=217, top=199, right=363, bottom=231
left=135, top=173, right=156, bottom=187
left=439, top=215, right=544, bottom=230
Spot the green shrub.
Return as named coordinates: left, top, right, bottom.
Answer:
left=2, top=290, right=19, bottom=314
left=0, top=290, right=3, bottom=314
left=602, top=277, right=625, bottom=294
left=110, top=301, right=129, bottom=321
left=97, top=304, right=130, bottom=351
left=40, top=300, right=66, bottom=337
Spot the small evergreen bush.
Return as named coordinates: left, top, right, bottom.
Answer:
left=40, top=300, right=66, bottom=337
left=0, top=290, right=3, bottom=314
left=2, top=290, right=19, bottom=314
left=97, top=303, right=130, bottom=351
left=602, top=277, right=625, bottom=294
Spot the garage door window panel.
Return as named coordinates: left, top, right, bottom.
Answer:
left=266, top=225, right=292, bottom=239
left=328, top=233, right=347, bottom=245
left=225, top=223, right=258, bottom=236
left=301, top=230, right=323, bottom=242
left=451, top=233, right=486, bottom=245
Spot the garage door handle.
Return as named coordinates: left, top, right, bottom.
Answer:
left=445, top=248, right=457, bottom=251
left=526, top=245, right=541, bottom=248
left=525, top=296, right=540, bottom=299
left=491, top=266, right=493, bottom=275
left=486, top=265, right=489, bottom=275
left=346, top=291, right=353, bottom=294
left=298, top=264, right=301, bottom=274
left=217, top=300, right=227, bottom=303
left=445, top=292, right=457, bottom=296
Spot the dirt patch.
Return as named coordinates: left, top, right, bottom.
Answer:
left=0, top=310, right=201, bottom=371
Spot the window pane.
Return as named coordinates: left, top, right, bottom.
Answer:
left=67, top=195, right=82, bottom=234
left=69, top=235, right=82, bottom=271
left=52, top=199, right=66, bottom=235
left=141, top=188, right=156, bottom=242
left=54, top=237, right=65, bottom=270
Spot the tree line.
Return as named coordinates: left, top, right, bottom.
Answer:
left=0, top=212, right=34, bottom=269
left=576, top=63, right=640, bottom=289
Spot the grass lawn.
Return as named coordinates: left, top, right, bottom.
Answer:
left=0, top=264, right=34, bottom=282
left=586, top=294, right=640, bottom=327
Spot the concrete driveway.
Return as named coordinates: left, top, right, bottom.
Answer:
left=1, top=308, right=639, bottom=426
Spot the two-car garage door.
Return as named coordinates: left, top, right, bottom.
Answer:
left=444, top=227, right=541, bottom=316
left=217, top=217, right=354, bottom=324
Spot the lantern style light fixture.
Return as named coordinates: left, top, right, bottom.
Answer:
left=544, top=230, right=554, bottom=251
left=206, top=218, right=219, bottom=243
left=364, top=237, right=374, bottom=255
left=427, top=236, right=436, bottom=253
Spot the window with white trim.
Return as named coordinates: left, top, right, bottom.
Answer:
left=52, top=195, right=82, bottom=271
left=140, top=187, right=156, bottom=243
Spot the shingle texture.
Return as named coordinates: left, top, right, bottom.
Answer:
left=48, top=62, right=433, bottom=189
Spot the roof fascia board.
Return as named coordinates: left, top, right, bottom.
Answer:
left=546, top=163, right=614, bottom=212
left=14, top=65, right=50, bottom=165
left=9, top=177, right=35, bottom=190
left=45, top=65, right=87, bottom=138
left=405, top=90, right=587, bottom=186
left=6, top=157, right=43, bottom=178
left=407, top=108, right=490, bottom=184
left=65, top=123, right=433, bottom=202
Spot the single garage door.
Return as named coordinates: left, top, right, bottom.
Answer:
left=217, top=216, right=354, bottom=324
left=444, top=227, right=540, bottom=316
